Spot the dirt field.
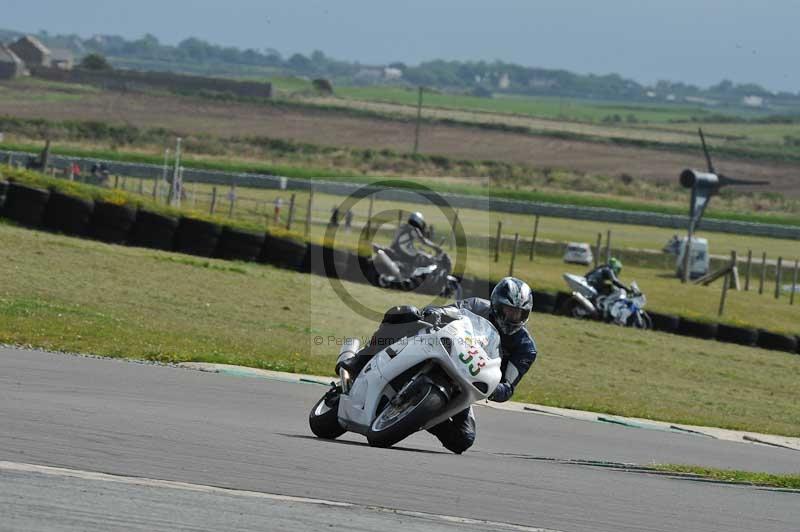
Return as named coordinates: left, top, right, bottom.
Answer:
left=2, top=80, right=799, bottom=196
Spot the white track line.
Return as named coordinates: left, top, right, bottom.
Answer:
left=0, top=461, right=563, bottom=532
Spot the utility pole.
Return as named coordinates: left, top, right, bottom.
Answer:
left=412, top=86, right=423, bottom=154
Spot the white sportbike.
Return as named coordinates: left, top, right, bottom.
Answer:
left=308, top=309, right=502, bottom=448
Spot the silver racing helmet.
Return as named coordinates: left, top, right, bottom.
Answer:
left=490, top=277, right=533, bottom=335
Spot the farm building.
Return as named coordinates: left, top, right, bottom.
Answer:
left=0, top=45, right=24, bottom=79
left=9, top=35, right=51, bottom=68
left=51, top=48, right=74, bottom=70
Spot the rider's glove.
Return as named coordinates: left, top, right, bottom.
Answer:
left=489, top=382, right=513, bottom=403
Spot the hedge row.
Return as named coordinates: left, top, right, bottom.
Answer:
left=1, top=180, right=798, bottom=356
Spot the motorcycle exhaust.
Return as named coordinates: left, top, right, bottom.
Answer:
left=374, top=250, right=402, bottom=279
left=336, top=338, right=361, bottom=393
left=572, top=292, right=598, bottom=317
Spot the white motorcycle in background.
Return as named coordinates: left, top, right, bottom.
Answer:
left=560, top=273, right=652, bottom=329
left=308, top=309, right=501, bottom=448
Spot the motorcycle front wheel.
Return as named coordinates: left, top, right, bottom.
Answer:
left=366, top=380, right=446, bottom=448
left=309, top=387, right=346, bottom=439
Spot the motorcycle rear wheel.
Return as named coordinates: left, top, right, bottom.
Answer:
left=309, top=388, right=346, bottom=439
left=366, top=380, right=446, bottom=448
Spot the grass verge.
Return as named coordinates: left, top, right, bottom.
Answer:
left=1, top=222, right=799, bottom=436
left=653, top=465, right=800, bottom=489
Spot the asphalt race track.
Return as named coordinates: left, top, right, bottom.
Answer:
left=1, top=347, right=798, bottom=532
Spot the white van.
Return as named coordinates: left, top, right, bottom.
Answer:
left=675, top=237, right=709, bottom=279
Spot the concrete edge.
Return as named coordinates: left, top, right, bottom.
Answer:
left=178, top=362, right=800, bottom=452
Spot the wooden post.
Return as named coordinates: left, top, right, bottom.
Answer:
left=509, top=233, right=519, bottom=277
left=758, top=252, right=767, bottom=295
left=681, top=230, right=694, bottom=284
left=718, top=272, right=730, bottom=317
left=152, top=175, right=159, bottom=200
left=286, top=193, right=296, bottom=231
left=228, top=184, right=236, bottom=218
left=729, top=250, right=740, bottom=290
left=113, top=175, right=119, bottom=189
left=121, top=177, right=127, bottom=190
left=413, top=86, right=423, bottom=154
left=209, top=187, right=217, bottom=215
left=744, top=250, right=752, bottom=291
left=605, top=230, right=612, bottom=262
left=397, top=209, right=403, bottom=227
left=305, top=190, right=314, bottom=236
left=790, top=259, right=798, bottom=306
left=775, top=257, right=783, bottom=299
left=138, top=178, right=144, bottom=195
left=191, top=182, right=197, bottom=208
left=494, top=221, right=502, bottom=263
left=366, top=195, right=374, bottom=237
left=529, top=215, right=539, bottom=261
left=594, top=232, right=602, bottom=268
left=449, top=209, right=459, bottom=250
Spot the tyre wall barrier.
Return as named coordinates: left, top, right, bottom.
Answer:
left=90, top=201, right=137, bottom=244
left=173, top=217, right=222, bottom=257
left=0, top=181, right=8, bottom=208
left=648, top=311, right=681, bottom=334
left=715, top=324, right=759, bottom=347
left=554, top=291, right=573, bottom=315
left=2, top=183, right=50, bottom=227
left=756, top=330, right=798, bottom=353
left=258, top=233, right=307, bottom=271
left=216, top=227, right=265, bottom=263
left=42, top=191, right=94, bottom=237
left=532, top=291, right=557, bottom=314
left=129, top=210, right=178, bottom=251
left=676, top=318, right=718, bottom=340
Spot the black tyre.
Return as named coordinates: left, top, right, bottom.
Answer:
left=554, top=292, right=573, bottom=315
left=129, top=210, right=179, bottom=251
left=676, top=318, right=717, bottom=340
left=558, top=297, right=593, bottom=319
left=756, top=330, right=798, bottom=353
left=303, top=244, right=350, bottom=278
left=648, top=311, right=680, bottom=334
left=532, top=291, right=557, bottom=314
left=90, top=201, right=137, bottom=244
left=0, top=181, right=8, bottom=208
left=716, top=324, right=759, bottom=347
left=174, top=217, right=222, bottom=257
left=258, top=233, right=307, bottom=270
left=215, top=227, right=265, bottom=262
left=309, top=389, right=346, bottom=440
left=42, top=191, right=94, bottom=236
left=2, top=183, right=50, bottom=227
left=366, top=380, right=447, bottom=449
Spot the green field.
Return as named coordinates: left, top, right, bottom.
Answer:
left=1, top=220, right=799, bottom=437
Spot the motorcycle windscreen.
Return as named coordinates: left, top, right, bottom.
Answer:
left=455, top=309, right=501, bottom=360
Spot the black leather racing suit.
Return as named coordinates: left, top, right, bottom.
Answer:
left=389, top=224, right=440, bottom=274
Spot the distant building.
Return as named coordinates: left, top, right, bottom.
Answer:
left=383, top=67, right=403, bottom=80
left=50, top=48, right=74, bottom=70
left=0, top=45, right=24, bottom=79
left=9, top=35, right=51, bottom=68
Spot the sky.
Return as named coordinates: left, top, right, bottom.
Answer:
left=3, top=0, right=798, bottom=93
